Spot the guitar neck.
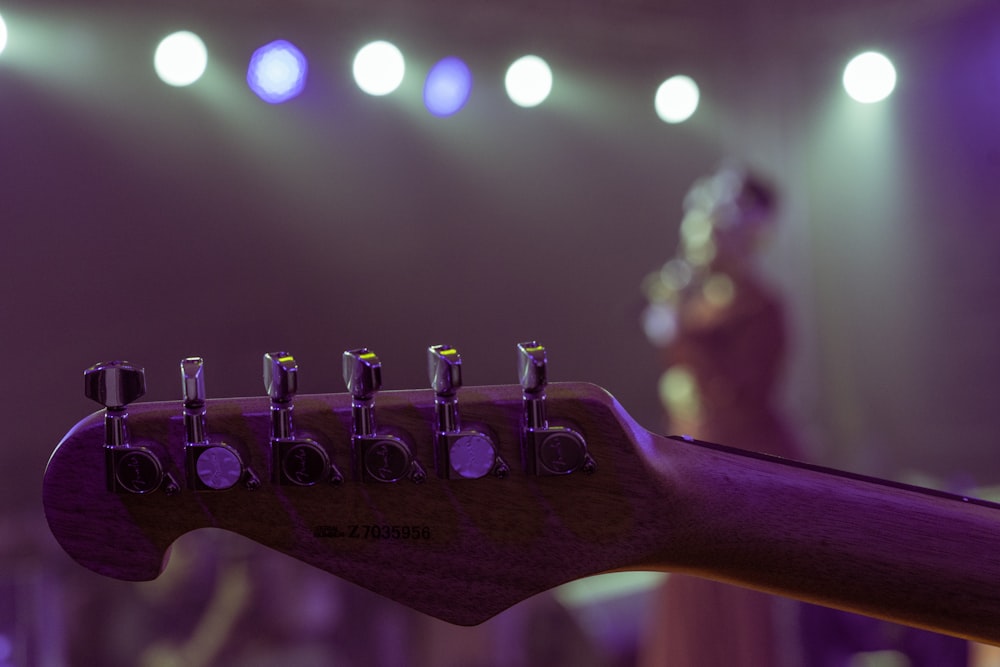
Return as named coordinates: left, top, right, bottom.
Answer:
left=638, top=433, right=1000, bottom=644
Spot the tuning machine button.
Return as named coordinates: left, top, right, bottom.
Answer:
left=181, top=358, right=260, bottom=491
left=517, top=342, right=595, bottom=476
left=84, top=361, right=179, bottom=496
left=264, top=352, right=342, bottom=486
left=429, top=345, right=508, bottom=480
left=344, top=348, right=425, bottom=484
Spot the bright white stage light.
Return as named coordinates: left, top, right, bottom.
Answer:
left=0, top=13, right=8, bottom=57
left=655, top=75, right=699, bottom=124
left=353, top=40, right=405, bottom=96
left=505, top=55, right=552, bottom=108
left=154, top=31, right=208, bottom=87
left=843, top=51, right=897, bottom=104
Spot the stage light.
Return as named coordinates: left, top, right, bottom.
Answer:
left=654, top=75, right=699, bottom=124
left=423, top=56, right=472, bottom=117
left=843, top=51, right=897, bottom=103
left=0, top=13, right=8, bottom=56
left=247, top=40, right=308, bottom=104
left=505, top=55, right=552, bottom=108
left=353, top=40, right=405, bottom=96
left=153, top=31, right=207, bottom=87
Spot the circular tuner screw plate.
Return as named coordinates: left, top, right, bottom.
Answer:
left=115, top=450, right=163, bottom=494
left=449, top=434, right=496, bottom=479
left=281, top=442, right=329, bottom=486
left=363, top=439, right=412, bottom=483
left=538, top=431, right=586, bottom=475
left=196, top=446, right=243, bottom=490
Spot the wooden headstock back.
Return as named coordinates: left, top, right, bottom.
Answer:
left=43, top=379, right=671, bottom=625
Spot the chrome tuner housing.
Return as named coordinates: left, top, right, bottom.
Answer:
left=275, top=438, right=338, bottom=486
left=264, top=352, right=340, bottom=487
left=85, top=360, right=180, bottom=496
left=532, top=429, right=595, bottom=476
left=429, top=344, right=508, bottom=480
left=441, top=432, right=509, bottom=480
left=516, top=342, right=596, bottom=477
left=344, top=348, right=426, bottom=484
left=188, top=443, right=250, bottom=491
left=182, top=357, right=260, bottom=492
left=108, top=446, right=167, bottom=495
left=357, top=436, right=425, bottom=484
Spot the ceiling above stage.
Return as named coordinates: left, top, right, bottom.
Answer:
left=11, top=0, right=988, bottom=26
left=5, top=0, right=991, bottom=62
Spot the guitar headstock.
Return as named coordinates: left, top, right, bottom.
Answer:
left=43, top=343, right=669, bottom=625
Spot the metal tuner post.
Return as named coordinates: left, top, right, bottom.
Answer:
left=264, top=352, right=341, bottom=486
left=182, top=357, right=260, bottom=491
left=344, top=348, right=425, bottom=483
left=429, top=344, right=508, bottom=480
left=517, top=342, right=595, bottom=476
left=84, top=361, right=179, bottom=495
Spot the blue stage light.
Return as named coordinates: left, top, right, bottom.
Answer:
left=247, top=40, right=308, bottom=104
left=423, top=57, right=473, bottom=117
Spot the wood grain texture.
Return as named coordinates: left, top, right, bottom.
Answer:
left=43, top=383, right=668, bottom=626
left=42, top=382, right=1000, bottom=643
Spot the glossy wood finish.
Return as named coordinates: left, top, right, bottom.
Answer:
left=43, top=382, right=1000, bottom=643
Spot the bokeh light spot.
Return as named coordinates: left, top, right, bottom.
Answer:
left=424, top=56, right=473, bottom=117
left=353, top=40, right=405, bottom=96
left=154, top=31, right=208, bottom=87
left=247, top=40, right=308, bottom=104
left=843, top=51, right=897, bottom=103
left=505, top=55, right=552, bottom=108
left=655, top=75, right=700, bottom=123
left=0, top=13, right=8, bottom=56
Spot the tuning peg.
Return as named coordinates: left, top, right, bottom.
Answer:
left=428, top=344, right=462, bottom=433
left=264, top=351, right=297, bottom=406
left=515, top=342, right=595, bottom=477
left=429, top=345, right=508, bottom=480
left=264, top=352, right=339, bottom=486
left=429, top=344, right=462, bottom=398
left=181, top=357, right=207, bottom=443
left=264, top=352, right=298, bottom=438
left=182, top=357, right=259, bottom=492
left=517, top=341, right=547, bottom=397
left=517, top=342, right=548, bottom=429
left=343, top=348, right=381, bottom=404
left=344, top=348, right=424, bottom=484
left=85, top=361, right=146, bottom=418
left=83, top=361, right=178, bottom=495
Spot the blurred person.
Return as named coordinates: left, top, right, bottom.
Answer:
left=638, top=163, right=802, bottom=667
left=638, top=164, right=969, bottom=667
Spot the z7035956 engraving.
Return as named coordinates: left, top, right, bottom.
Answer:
left=313, top=525, right=433, bottom=540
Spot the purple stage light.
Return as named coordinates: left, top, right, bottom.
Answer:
left=423, top=57, right=473, bottom=117
left=247, top=40, right=308, bottom=104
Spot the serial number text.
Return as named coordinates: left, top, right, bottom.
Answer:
left=313, top=524, right=433, bottom=540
